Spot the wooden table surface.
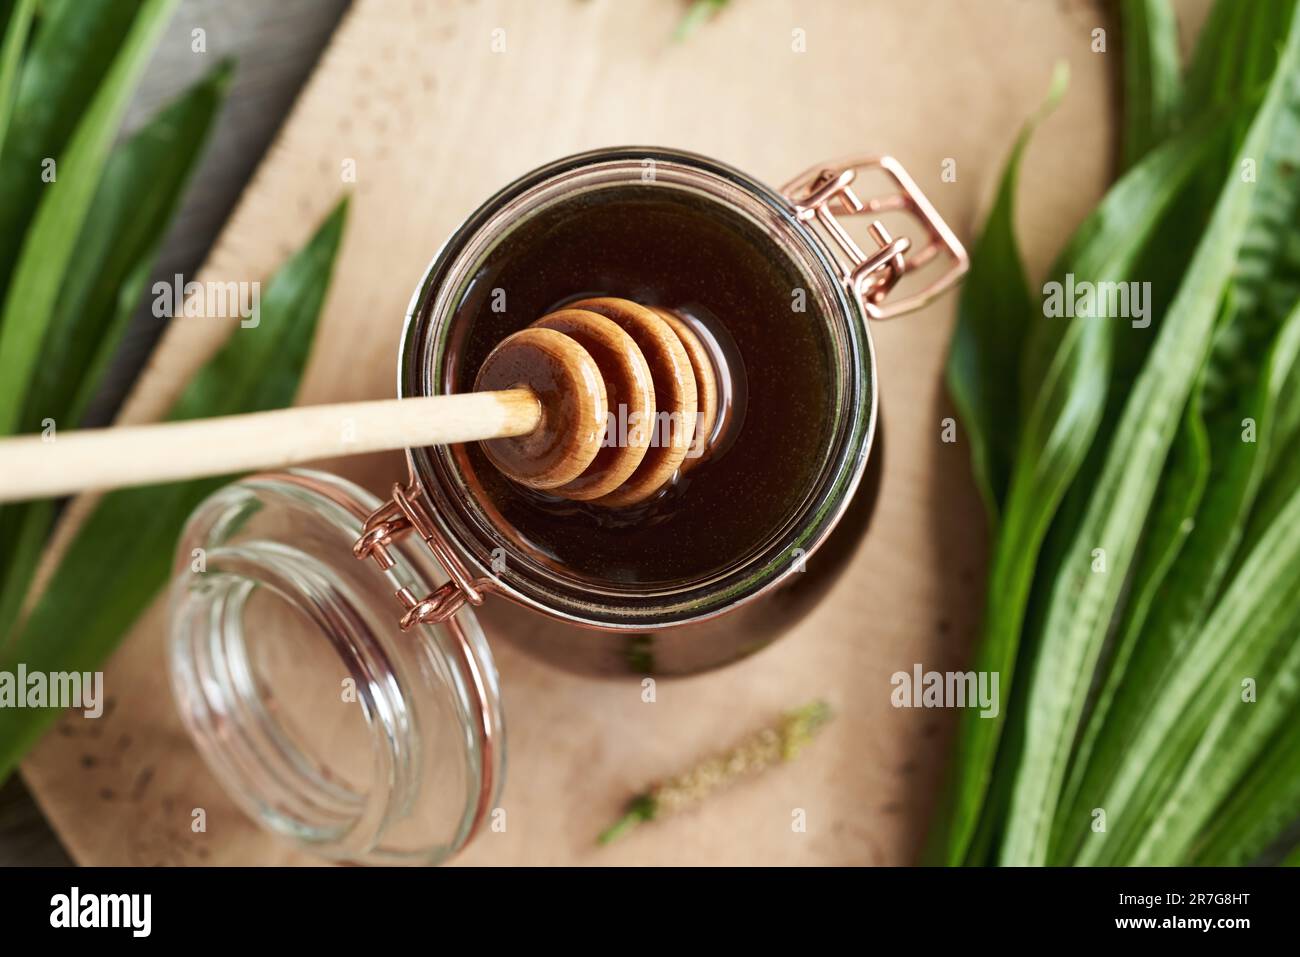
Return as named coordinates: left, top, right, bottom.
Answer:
left=18, top=0, right=1211, bottom=866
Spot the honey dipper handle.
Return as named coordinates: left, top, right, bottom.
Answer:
left=0, top=390, right=540, bottom=503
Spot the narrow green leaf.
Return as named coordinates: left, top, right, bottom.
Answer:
left=0, top=0, right=35, bottom=160
left=0, top=62, right=233, bottom=643
left=0, top=0, right=36, bottom=634
left=0, top=0, right=140, bottom=292
left=1184, top=0, right=1297, bottom=116
left=1077, top=476, right=1300, bottom=865
left=1051, top=51, right=1300, bottom=859
left=0, top=198, right=349, bottom=783
left=1130, top=606, right=1300, bottom=865
left=1064, top=300, right=1300, bottom=858
left=1026, top=6, right=1284, bottom=860
left=927, top=85, right=1220, bottom=867
left=1191, top=714, right=1300, bottom=866
left=1119, top=0, right=1181, bottom=168
left=22, top=60, right=234, bottom=434
left=1063, top=300, right=1300, bottom=862
left=1180, top=0, right=1298, bottom=211
left=0, top=0, right=178, bottom=436
left=1050, top=388, right=1208, bottom=861
left=998, top=14, right=1300, bottom=865
left=673, top=0, right=728, bottom=42
left=945, top=63, right=1066, bottom=523
left=1242, top=421, right=1300, bottom=561
left=0, top=499, right=50, bottom=644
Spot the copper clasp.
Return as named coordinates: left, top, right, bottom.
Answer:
left=782, top=155, right=968, bottom=320
left=354, top=482, right=488, bottom=630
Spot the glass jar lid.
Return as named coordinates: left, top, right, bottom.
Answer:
left=167, top=469, right=504, bottom=865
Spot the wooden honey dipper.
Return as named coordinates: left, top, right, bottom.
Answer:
left=0, top=298, right=721, bottom=507
left=474, top=297, right=718, bottom=507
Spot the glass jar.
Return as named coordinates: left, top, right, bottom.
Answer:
left=168, top=146, right=965, bottom=863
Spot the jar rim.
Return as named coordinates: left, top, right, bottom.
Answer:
left=398, top=146, right=877, bottom=630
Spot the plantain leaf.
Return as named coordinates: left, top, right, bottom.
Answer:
left=1179, top=0, right=1298, bottom=213
left=998, top=13, right=1300, bottom=865
left=927, top=89, right=1222, bottom=867
left=0, top=0, right=177, bottom=436
left=1119, top=0, right=1181, bottom=168
left=22, top=59, right=235, bottom=435
left=0, top=61, right=234, bottom=643
left=1050, top=385, right=1208, bottom=861
left=0, top=0, right=35, bottom=160
left=1032, top=0, right=1288, bottom=861
left=0, top=0, right=140, bottom=294
left=1242, top=412, right=1300, bottom=561
left=1131, top=606, right=1300, bottom=865
left=1079, top=470, right=1300, bottom=865
left=1063, top=300, right=1300, bottom=861
left=0, top=198, right=349, bottom=783
left=1050, top=27, right=1300, bottom=859
left=944, top=64, right=1065, bottom=522
left=1190, top=711, right=1300, bottom=866
left=673, top=0, right=728, bottom=42
left=1028, top=0, right=1276, bottom=625
left=1067, top=301, right=1300, bottom=863
left=1184, top=0, right=1297, bottom=116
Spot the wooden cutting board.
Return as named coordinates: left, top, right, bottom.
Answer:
left=20, top=0, right=1167, bottom=865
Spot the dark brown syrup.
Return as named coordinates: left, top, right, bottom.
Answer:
left=449, top=185, right=836, bottom=585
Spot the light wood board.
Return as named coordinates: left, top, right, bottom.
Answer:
left=21, top=0, right=1191, bottom=866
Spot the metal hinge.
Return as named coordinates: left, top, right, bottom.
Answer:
left=782, top=155, right=968, bottom=320
left=353, top=482, right=487, bottom=630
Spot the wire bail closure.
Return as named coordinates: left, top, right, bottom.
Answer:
left=782, top=155, right=969, bottom=320
left=353, top=481, right=488, bottom=629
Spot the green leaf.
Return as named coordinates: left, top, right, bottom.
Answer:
left=0, top=498, right=51, bottom=643
left=1179, top=0, right=1298, bottom=211
left=0, top=0, right=178, bottom=436
left=1050, top=387, right=1208, bottom=861
left=1079, top=474, right=1300, bottom=865
left=673, top=0, right=728, bottom=42
left=0, top=198, right=349, bottom=783
left=1063, top=281, right=1300, bottom=863
left=1051, top=40, right=1300, bottom=860
left=0, top=0, right=141, bottom=293
left=0, top=62, right=233, bottom=642
left=1243, top=420, right=1300, bottom=561
left=1119, top=0, right=1181, bottom=168
left=22, top=60, right=234, bottom=433
left=927, top=108, right=1226, bottom=867
left=1184, top=0, right=1297, bottom=116
left=945, top=62, right=1066, bottom=523
left=1060, top=299, right=1300, bottom=863
left=1028, top=4, right=1285, bottom=859
left=1190, top=713, right=1300, bottom=866
left=998, top=13, right=1300, bottom=865
left=1129, top=602, right=1300, bottom=865
left=0, top=0, right=35, bottom=160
